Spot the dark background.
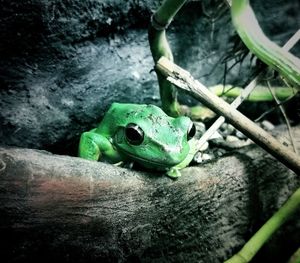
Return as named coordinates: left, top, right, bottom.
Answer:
left=0, top=0, right=299, bottom=155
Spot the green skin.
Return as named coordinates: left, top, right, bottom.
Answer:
left=79, top=103, right=196, bottom=178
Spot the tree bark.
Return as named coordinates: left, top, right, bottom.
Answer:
left=0, top=141, right=299, bottom=262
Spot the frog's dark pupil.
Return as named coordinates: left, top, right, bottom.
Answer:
left=187, top=122, right=196, bottom=140
left=125, top=123, right=144, bottom=145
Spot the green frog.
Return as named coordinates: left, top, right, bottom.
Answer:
left=78, top=103, right=197, bottom=178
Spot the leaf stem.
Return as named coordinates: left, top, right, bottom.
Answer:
left=148, top=0, right=187, bottom=117
left=231, top=0, right=300, bottom=88
left=225, top=187, right=300, bottom=263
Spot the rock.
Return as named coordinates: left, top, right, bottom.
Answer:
left=236, top=130, right=247, bottom=139
left=195, top=121, right=206, bottom=136
left=0, top=145, right=299, bottom=263
left=0, top=0, right=299, bottom=154
left=193, top=152, right=213, bottom=163
left=226, top=135, right=240, bottom=143
left=209, top=131, right=223, bottom=140
left=220, top=123, right=236, bottom=137
left=261, top=120, right=275, bottom=131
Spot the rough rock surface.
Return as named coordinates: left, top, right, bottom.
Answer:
left=0, top=0, right=299, bottom=154
left=0, top=145, right=299, bottom=263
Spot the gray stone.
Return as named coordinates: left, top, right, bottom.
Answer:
left=261, top=120, right=275, bottom=131
left=0, top=0, right=299, bottom=154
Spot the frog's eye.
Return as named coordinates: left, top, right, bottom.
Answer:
left=125, top=123, right=144, bottom=145
left=187, top=122, right=196, bottom=141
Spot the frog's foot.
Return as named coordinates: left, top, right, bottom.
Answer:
left=79, top=130, right=122, bottom=163
left=166, top=168, right=181, bottom=179
left=79, top=131, right=103, bottom=160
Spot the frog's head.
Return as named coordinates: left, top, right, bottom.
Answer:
left=113, top=104, right=196, bottom=170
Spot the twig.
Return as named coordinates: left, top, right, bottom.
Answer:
left=282, top=29, right=300, bottom=51
left=156, top=56, right=300, bottom=175
left=196, top=29, right=300, bottom=150
left=255, top=95, right=296, bottom=122
left=267, top=80, right=298, bottom=154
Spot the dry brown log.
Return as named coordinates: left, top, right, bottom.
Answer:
left=0, top=142, right=299, bottom=263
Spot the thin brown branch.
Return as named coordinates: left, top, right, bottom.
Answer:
left=156, top=56, right=300, bottom=175
left=267, top=81, right=298, bottom=154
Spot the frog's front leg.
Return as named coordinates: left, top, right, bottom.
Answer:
left=79, top=129, right=121, bottom=162
left=166, top=140, right=197, bottom=179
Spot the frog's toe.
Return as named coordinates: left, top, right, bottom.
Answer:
left=166, top=168, right=181, bottom=179
left=113, top=161, right=125, bottom=167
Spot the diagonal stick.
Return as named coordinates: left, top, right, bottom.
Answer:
left=195, top=29, right=300, bottom=151
left=156, top=56, right=300, bottom=175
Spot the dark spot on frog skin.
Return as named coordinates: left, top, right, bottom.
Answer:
left=157, top=116, right=164, bottom=123
left=160, top=145, right=165, bottom=152
left=179, top=145, right=183, bottom=153
left=125, top=110, right=138, bottom=118
left=148, top=113, right=155, bottom=124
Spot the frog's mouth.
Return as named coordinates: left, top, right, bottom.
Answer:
left=118, top=148, right=186, bottom=170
